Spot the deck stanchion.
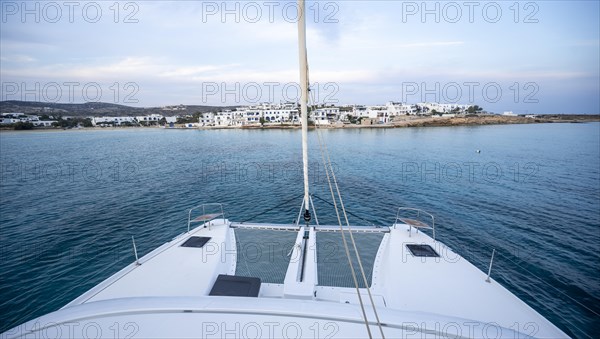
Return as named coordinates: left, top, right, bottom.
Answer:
left=132, top=236, right=140, bottom=266
left=486, top=249, right=496, bottom=283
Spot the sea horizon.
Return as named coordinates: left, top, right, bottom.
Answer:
left=1, top=122, right=598, bottom=336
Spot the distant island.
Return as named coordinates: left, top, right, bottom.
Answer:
left=0, top=100, right=598, bottom=131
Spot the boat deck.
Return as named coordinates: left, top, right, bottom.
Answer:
left=67, top=219, right=236, bottom=305
left=378, top=223, right=562, bottom=337
left=6, top=217, right=568, bottom=338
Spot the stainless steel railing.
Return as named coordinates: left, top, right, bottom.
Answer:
left=395, top=207, right=436, bottom=240
left=187, top=203, right=225, bottom=232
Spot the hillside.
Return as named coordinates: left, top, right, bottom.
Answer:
left=0, top=101, right=238, bottom=117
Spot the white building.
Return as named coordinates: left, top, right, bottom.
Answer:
left=92, top=116, right=136, bottom=126
left=441, top=104, right=469, bottom=113
left=0, top=113, right=42, bottom=124
left=417, top=103, right=470, bottom=114
left=136, top=114, right=164, bottom=124
left=0, top=118, right=21, bottom=125
left=162, top=105, right=186, bottom=111
left=351, top=105, right=369, bottom=118
left=312, top=107, right=340, bottom=125
left=33, top=120, right=57, bottom=127
left=214, top=111, right=236, bottom=126
left=199, top=112, right=215, bottom=126
left=386, top=102, right=418, bottom=116
left=417, top=102, right=442, bottom=113
left=365, top=105, right=386, bottom=122
left=261, top=102, right=299, bottom=124
left=234, top=102, right=300, bottom=125
left=199, top=111, right=240, bottom=127
left=365, top=102, right=420, bottom=123
left=239, top=108, right=262, bottom=125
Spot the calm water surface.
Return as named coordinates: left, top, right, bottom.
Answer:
left=1, top=123, right=599, bottom=337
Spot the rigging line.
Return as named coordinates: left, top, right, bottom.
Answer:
left=312, top=115, right=385, bottom=339
left=309, top=84, right=383, bottom=338
left=308, top=100, right=384, bottom=337
left=241, top=193, right=305, bottom=223
left=318, top=128, right=386, bottom=339
left=311, top=194, right=378, bottom=227
left=313, top=125, right=373, bottom=339
left=309, top=104, right=385, bottom=337
left=498, top=252, right=600, bottom=317
left=309, top=94, right=375, bottom=338
left=494, top=256, right=593, bottom=339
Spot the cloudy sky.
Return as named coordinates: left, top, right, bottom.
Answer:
left=1, top=0, right=598, bottom=113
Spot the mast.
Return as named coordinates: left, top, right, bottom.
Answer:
left=297, top=0, right=310, bottom=223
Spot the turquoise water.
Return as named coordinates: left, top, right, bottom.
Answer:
left=1, top=123, right=599, bottom=337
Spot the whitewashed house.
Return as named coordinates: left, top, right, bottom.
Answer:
left=311, top=107, right=340, bottom=125
left=92, top=116, right=136, bottom=126
left=161, top=105, right=186, bottom=111
left=386, top=102, right=418, bottom=116
left=199, top=113, right=216, bottom=126
left=236, top=103, right=300, bottom=125
left=417, top=103, right=469, bottom=114
left=351, top=105, right=370, bottom=118
left=136, top=114, right=164, bottom=124
left=214, top=111, right=235, bottom=126
left=365, top=105, right=387, bottom=123
left=240, top=109, right=262, bottom=125
left=0, top=113, right=49, bottom=125
left=262, top=102, right=299, bottom=124
left=33, top=120, right=57, bottom=127
left=0, top=118, right=21, bottom=125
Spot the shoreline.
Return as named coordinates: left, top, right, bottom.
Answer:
left=1, top=115, right=598, bottom=132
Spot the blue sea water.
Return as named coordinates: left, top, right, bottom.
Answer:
left=0, top=123, right=598, bottom=337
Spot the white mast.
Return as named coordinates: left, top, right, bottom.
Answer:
left=297, top=0, right=310, bottom=221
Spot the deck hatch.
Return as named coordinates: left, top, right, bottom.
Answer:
left=180, top=236, right=211, bottom=248
left=209, top=275, right=261, bottom=297
left=406, top=244, right=439, bottom=257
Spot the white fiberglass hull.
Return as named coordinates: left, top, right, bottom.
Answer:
left=2, top=217, right=568, bottom=338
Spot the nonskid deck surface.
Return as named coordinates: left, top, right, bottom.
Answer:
left=2, top=219, right=568, bottom=338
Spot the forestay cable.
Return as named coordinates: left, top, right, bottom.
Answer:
left=310, top=94, right=385, bottom=339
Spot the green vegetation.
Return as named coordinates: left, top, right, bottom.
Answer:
left=52, top=117, right=93, bottom=128
left=13, top=122, right=34, bottom=130
left=468, top=105, right=483, bottom=114
left=177, top=112, right=203, bottom=124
